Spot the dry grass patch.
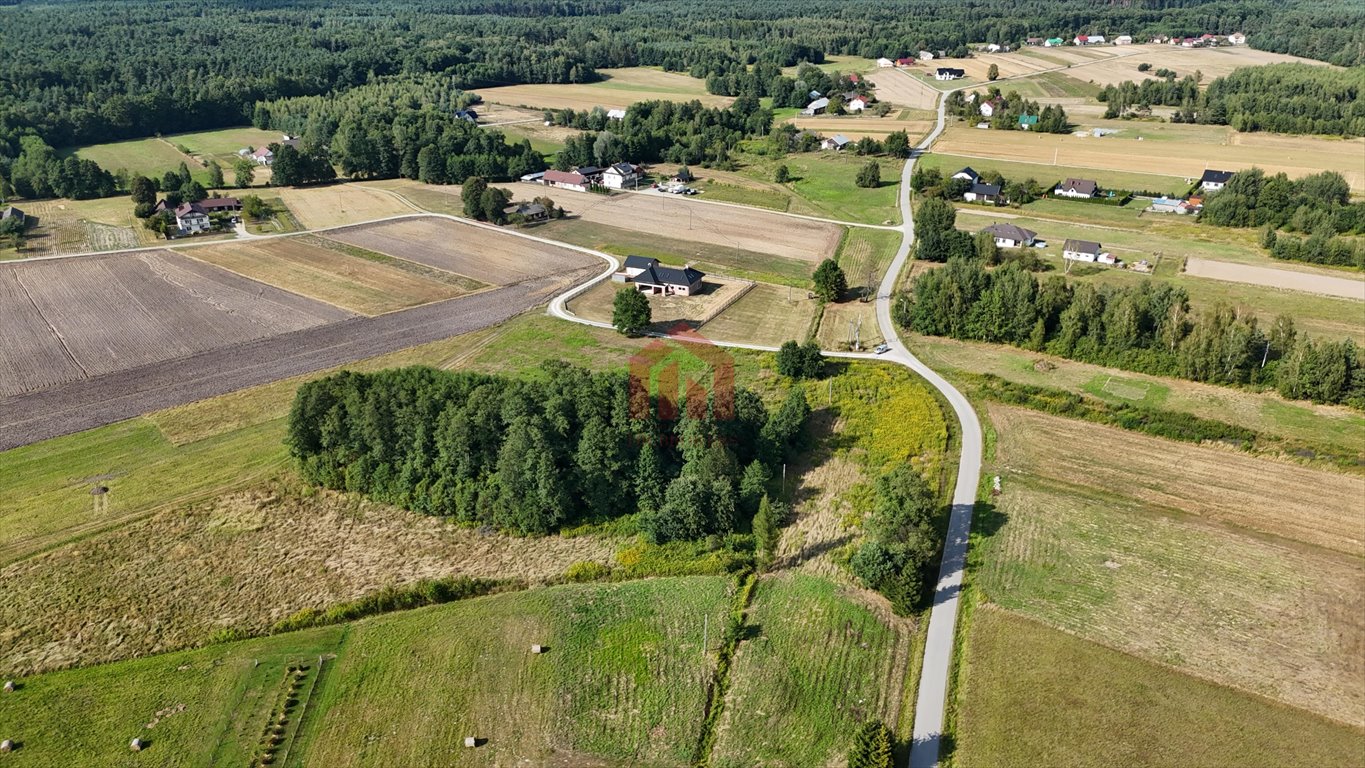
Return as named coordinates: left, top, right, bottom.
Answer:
left=0, top=196, right=148, bottom=260
left=325, top=215, right=599, bottom=285
left=1184, top=256, right=1365, bottom=301
left=273, top=182, right=417, bottom=229
left=478, top=66, right=731, bottom=111
left=788, top=115, right=932, bottom=141
left=0, top=484, right=615, bottom=675
left=866, top=69, right=941, bottom=111
left=1056, top=44, right=1333, bottom=88
left=990, top=405, right=1365, bottom=556
left=184, top=237, right=471, bottom=315
left=701, top=282, right=821, bottom=347
left=817, top=299, right=885, bottom=352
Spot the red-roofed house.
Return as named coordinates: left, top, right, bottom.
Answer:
left=544, top=169, right=590, bottom=192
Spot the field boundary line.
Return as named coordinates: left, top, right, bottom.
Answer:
left=12, top=269, right=89, bottom=377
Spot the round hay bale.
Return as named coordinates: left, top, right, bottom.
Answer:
left=1, top=739, right=14, bottom=753
left=2, top=680, right=13, bottom=693
left=129, top=737, right=145, bottom=752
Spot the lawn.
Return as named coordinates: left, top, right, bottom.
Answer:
left=953, top=607, right=1365, bottom=768
left=69, top=136, right=198, bottom=179
left=711, top=573, right=911, bottom=767
left=0, top=578, right=733, bottom=767
left=735, top=152, right=903, bottom=226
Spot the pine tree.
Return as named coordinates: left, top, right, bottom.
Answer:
left=462, top=176, right=488, bottom=219
left=847, top=720, right=894, bottom=768
left=753, top=494, right=781, bottom=566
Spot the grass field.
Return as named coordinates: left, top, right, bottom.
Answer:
left=0, top=578, right=732, bottom=767
left=976, top=406, right=1364, bottom=724
left=184, top=236, right=473, bottom=315
left=909, top=334, right=1365, bottom=460
left=68, top=126, right=282, bottom=186
left=477, top=66, right=731, bottom=111
left=917, top=151, right=1188, bottom=197
left=711, top=574, right=911, bottom=767
left=566, top=275, right=752, bottom=331
left=733, top=152, right=904, bottom=226
left=700, top=281, right=822, bottom=347
left=0, top=196, right=149, bottom=259
left=952, top=607, right=1365, bottom=768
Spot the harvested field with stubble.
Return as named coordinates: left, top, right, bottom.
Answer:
left=0, top=485, right=615, bottom=675
left=477, top=66, right=731, bottom=111
left=548, top=187, right=844, bottom=262
left=990, top=405, right=1365, bottom=556
left=326, top=215, right=599, bottom=285
left=0, top=250, right=351, bottom=397
left=710, top=573, right=912, bottom=767
left=272, top=182, right=417, bottom=229
left=185, top=236, right=476, bottom=315
left=1051, top=44, right=1332, bottom=88
left=1183, top=256, right=1365, bottom=301
left=866, top=69, right=940, bottom=111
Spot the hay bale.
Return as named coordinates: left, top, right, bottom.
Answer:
left=2, top=680, right=13, bottom=692
left=129, top=737, right=145, bottom=752
left=531, top=644, right=546, bottom=654
left=464, top=736, right=478, bottom=748
left=0, top=739, right=13, bottom=752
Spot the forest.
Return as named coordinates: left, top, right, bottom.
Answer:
left=1198, top=168, right=1365, bottom=269
left=894, top=258, right=1364, bottom=409
left=545, top=99, right=773, bottom=169
left=0, top=0, right=1361, bottom=157
left=1097, top=63, right=1365, bottom=137
left=286, top=362, right=811, bottom=542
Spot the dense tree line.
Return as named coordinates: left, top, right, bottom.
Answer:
left=895, top=258, right=1365, bottom=408
left=1098, top=63, right=1365, bottom=137
left=286, top=363, right=812, bottom=540
left=849, top=466, right=943, bottom=613
left=1200, top=168, right=1365, bottom=268
left=946, top=89, right=1069, bottom=133
left=3, top=0, right=1359, bottom=158
left=548, top=99, right=772, bottom=168
left=2, top=136, right=116, bottom=200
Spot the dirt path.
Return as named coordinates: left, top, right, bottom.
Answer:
left=1184, top=257, right=1365, bottom=301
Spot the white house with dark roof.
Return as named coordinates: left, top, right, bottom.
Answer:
left=981, top=222, right=1038, bottom=248
left=1199, top=169, right=1235, bottom=192
left=964, top=182, right=1003, bottom=205
left=614, top=256, right=705, bottom=296
left=0, top=205, right=25, bottom=225
left=1062, top=238, right=1114, bottom=264
left=602, top=162, right=641, bottom=189
left=1053, top=178, right=1099, bottom=198
left=847, top=96, right=868, bottom=112
left=174, top=203, right=212, bottom=234
left=952, top=167, right=980, bottom=183
left=935, top=68, right=966, bottom=81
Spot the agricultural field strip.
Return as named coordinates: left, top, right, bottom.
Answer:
left=621, top=187, right=900, bottom=231
left=1183, top=256, right=1365, bottom=301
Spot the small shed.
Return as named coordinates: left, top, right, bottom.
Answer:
left=2, top=680, right=13, bottom=693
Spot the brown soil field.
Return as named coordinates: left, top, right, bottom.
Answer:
left=185, top=237, right=473, bottom=315
left=566, top=275, right=752, bottom=330
left=866, top=69, right=940, bottom=111
left=990, top=405, right=1365, bottom=557
left=477, top=67, right=731, bottom=111
left=1184, top=257, right=1365, bottom=301
left=0, top=485, right=614, bottom=675
left=0, top=250, right=351, bottom=397
left=541, top=187, right=843, bottom=262
left=273, top=182, right=416, bottom=229
left=933, top=123, right=1365, bottom=191
left=326, top=216, right=599, bottom=286
left=700, top=282, right=821, bottom=347
left=0, top=267, right=599, bottom=450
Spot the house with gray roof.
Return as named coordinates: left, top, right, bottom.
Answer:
left=980, top=222, right=1038, bottom=248
left=615, top=256, right=705, bottom=296
left=1054, top=178, right=1099, bottom=198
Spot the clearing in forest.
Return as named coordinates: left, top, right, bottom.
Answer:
left=476, top=66, right=732, bottom=111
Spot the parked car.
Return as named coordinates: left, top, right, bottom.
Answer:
left=874, top=343, right=890, bottom=354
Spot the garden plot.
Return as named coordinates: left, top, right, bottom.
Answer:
left=325, top=216, right=600, bottom=285
left=0, top=250, right=350, bottom=396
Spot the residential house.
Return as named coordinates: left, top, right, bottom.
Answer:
left=980, top=222, right=1038, bottom=248
left=454, top=109, right=478, bottom=123
left=606, top=108, right=627, bottom=120
left=614, top=255, right=705, bottom=296
left=0, top=205, right=25, bottom=225
left=249, top=146, right=274, bottom=165
left=1018, top=114, right=1039, bottom=130
left=802, top=97, right=830, bottom=116
left=544, top=169, right=591, bottom=192
left=847, top=96, right=869, bottom=112
left=951, top=167, right=980, bottom=183
left=1114, top=34, right=1133, bottom=45
left=877, top=57, right=895, bottom=68
left=1053, top=178, right=1099, bottom=198
left=979, top=98, right=1003, bottom=117
left=1044, top=37, right=1065, bottom=47
left=1228, top=32, right=1246, bottom=45
left=197, top=197, right=241, bottom=215
left=173, top=203, right=212, bottom=235
left=1200, top=33, right=1219, bottom=45
left=821, top=134, right=851, bottom=151
left=848, top=73, right=861, bottom=84
left=1146, top=197, right=1196, bottom=215
left=896, top=57, right=916, bottom=67
left=1026, top=37, right=1044, bottom=46
left=1062, top=238, right=1114, bottom=264
left=602, top=162, right=642, bottom=190
left=963, top=182, right=1003, bottom=205
left=503, top=202, right=548, bottom=222
left=918, top=50, right=935, bottom=61
left=935, top=68, right=966, bottom=81
left=1199, top=169, right=1235, bottom=192
left=1073, top=34, right=1090, bottom=45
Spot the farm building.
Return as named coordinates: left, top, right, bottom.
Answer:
left=935, top=68, right=966, bottom=81
left=952, top=167, right=980, bottom=182
left=964, top=183, right=1003, bottom=205
left=1044, top=37, right=1065, bottom=46
left=454, top=109, right=478, bottom=123
left=1062, top=238, right=1114, bottom=264
left=1073, top=35, right=1089, bottom=45
left=614, top=255, right=705, bottom=296
left=519, top=171, right=546, bottom=183
left=985, top=43, right=1002, bottom=53
left=802, top=97, right=830, bottom=116
left=174, top=203, right=212, bottom=234
left=980, top=222, right=1038, bottom=248
left=1018, top=114, right=1039, bottom=130
left=249, top=146, right=274, bottom=165
left=197, top=197, right=241, bottom=214
left=606, top=108, right=627, bottom=120
left=896, top=57, right=916, bottom=66
left=1115, top=34, right=1133, bottom=45
left=504, top=202, right=548, bottom=222
left=1199, top=169, right=1235, bottom=192
left=877, top=57, right=894, bottom=68
left=847, top=96, right=869, bottom=112
left=0, top=205, right=25, bottom=225
left=822, top=134, right=851, bottom=151
left=1229, top=32, right=1246, bottom=44
left=1026, top=37, right=1043, bottom=45
left=1053, top=178, right=1098, bottom=198
left=918, top=50, right=935, bottom=60
left=544, top=170, right=591, bottom=192
left=602, top=162, right=642, bottom=190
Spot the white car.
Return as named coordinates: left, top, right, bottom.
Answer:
left=874, top=343, right=890, bottom=354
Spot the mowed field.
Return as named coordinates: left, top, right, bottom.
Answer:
left=1184, top=256, right=1365, bottom=301
left=273, top=182, right=417, bottom=229
left=866, top=68, right=942, bottom=111
left=0, top=250, right=351, bottom=396
left=953, top=606, right=1365, bottom=768
left=979, top=405, right=1365, bottom=724
left=476, top=66, right=732, bottom=111
left=69, top=126, right=282, bottom=182
left=566, top=275, right=752, bottom=332
left=184, top=235, right=480, bottom=315
left=326, top=216, right=599, bottom=285
left=932, top=122, right=1365, bottom=191
left=1045, top=43, right=1335, bottom=88
left=0, top=578, right=731, bottom=768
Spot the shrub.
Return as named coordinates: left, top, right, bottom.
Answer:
left=564, top=560, right=613, bottom=582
